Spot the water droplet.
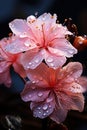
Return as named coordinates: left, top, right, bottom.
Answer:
left=37, top=107, right=41, bottom=110
left=49, top=105, right=52, bottom=108
left=32, top=80, right=36, bottom=84
left=43, top=113, right=46, bottom=116
left=35, top=59, right=39, bottom=63
left=28, top=94, right=32, bottom=98
left=27, top=65, right=30, bottom=69
left=50, top=63, right=54, bottom=67
left=25, top=96, right=29, bottom=100
left=24, top=41, right=30, bottom=46
left=38, top=111, right=41, bottom=114
left=38, top=92, right=43, bottom=97
left=52, top=49, right=58, bottom=54
left=68, top=49, right=75, bottom=54
left=43, top=104, right=48, bottom=110
left=47, top=57, right=53, bottom=63
left=46, top=110, right=49, bottom=113
left=42, top=17, right=45, bottom=21
left=29, top=62, right=32, bottom=65
left=41, top=50, right=45, bottom=55
left=46, top=97, right=53, bottom=103
left=36, top=80, right=39, bottom=83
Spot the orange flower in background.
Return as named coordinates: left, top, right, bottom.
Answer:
left=6, top=13, right=77, bottom=69
left=21, top=62, right=87, bottom=123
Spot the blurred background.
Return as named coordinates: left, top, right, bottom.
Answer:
left=0, top=0, right=87, bottom=39
left=0, top=0, right=87, bottom=130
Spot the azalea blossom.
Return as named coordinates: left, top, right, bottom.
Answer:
left=0, top=35, right=26, bottom=87
left=21, top=62, right=87, bottom=123
left=6, top=13, right=77, bottom=69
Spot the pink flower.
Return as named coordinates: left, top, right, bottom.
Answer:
left=6, top=13, right=77, bottom=69
left=21, top=62, right=87, bottom=123
left=0, top=35, right=26, bottom=87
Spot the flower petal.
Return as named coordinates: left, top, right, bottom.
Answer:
left=51, top=39, right=77, bottom=57
left=26, top=63, right=50, bottom=87
left=57, top=92, right=84, bottom=112
left=13, top=61, right=26, bottom=79
left=61, top=62, right=83, bottom=82
left=5, top=37, right=36, bottom=54
left=0, top=68, right=12, bottom=87
left=0, top=61, right=11, bottom=73
left=45, top=50, right=66, bottom=69
left=30, top=92, right=55, bottom=119
left=20, top=50, right=43, bottom=69
left=46, top=24, right=72, bottom=43
left=77, top=76, right=87, bottom=92
left=65, top=82, right=85, bottom=93
left=21, top=81, right=50, bottom=102
left=9, top=19, right=30, bottom=37
left=50, top=107, right=68, bottom=123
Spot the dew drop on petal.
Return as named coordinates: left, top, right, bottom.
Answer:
left=49, top=105, right=52, bottom=108
left=38, top=92, right=43, bottom=97
left=37, top=107, right=41, bottom=110
left=50, top=63, right=54, bottom=67
left=43, top=113, right=46, bottom=116
left=36, top=80, right=39, bottom=83
left=46, top=110, right=49, bottom=113
left=24, top=41, right=30, bottom=46
left=68, top=49, right=75, bottom=54
left=32, top=80, right=36, bottom=84
left=26, top=65, right=30, bottom=69
left=29, top=62, right=32, bottom=65
left=35, top=59, right=40, bottom=63
left=38, top=111, right=41, bottom=114
left=43, top=104, right=48, bottom=110
left=46, top=97, right=53, bottom=103
left=47, top=57, right=53, bottom=63
left=28, top=94, right=32, bottom=98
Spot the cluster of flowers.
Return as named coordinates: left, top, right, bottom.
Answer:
left=0, top=13, right=87, bottom=124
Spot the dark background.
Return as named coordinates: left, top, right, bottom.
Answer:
left=0, top=0, right=87, bottom=39
left=0, top=0, right=87, bottom=130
